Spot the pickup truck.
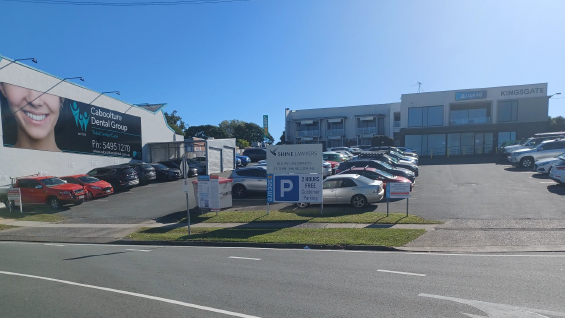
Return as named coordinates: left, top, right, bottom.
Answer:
left=12, top=176, right=85, bottom=209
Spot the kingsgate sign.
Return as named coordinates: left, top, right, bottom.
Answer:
left=500, top=87, right=545, bottom=97
left=266, top=144, right=323, bottom=174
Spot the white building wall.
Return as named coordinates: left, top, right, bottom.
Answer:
left=0, top=57, right=182, bottom=186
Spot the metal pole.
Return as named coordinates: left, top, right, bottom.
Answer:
left=186, top=192, right=191, bottom=236
left=184, top=156, right=191, bottom=236
left=267, top=202, right=270, bottom=215
left=406, top=198, right=409, bottom=217
left=386, top=196, right=389, bottom=217
left=321, top=200, right=323, bottom=215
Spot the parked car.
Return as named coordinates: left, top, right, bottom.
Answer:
left=229, top=166, right=267, bottom=198
left=87, top=165, right=139, bottom=190
left=358, top=152, right=419, bottom=176
left=549, top=154, right=565, bottom=184
left=499, top=139, right=524, bottom=153
left=348, top=147, right=363, bottom=155
left=322, top=152, right=348, bottom=162
left=159, top=160, right=200, bottom=176
left=14, top=176, right=85, bottom=209
left=336, top=160, right=416, bottom=182
left=368, top=146, right=418, bottom=158
left=296, top=174, right=384, bottom=208
left=394, top=147, right=416, bottom=153
left=325, top=160, right=339, bottom=174
left=242, top=148, right=267, bottom=162
left=333, top=150, right=355, bottom=160
left=150, top=163, right=183, bottom=181
left=508, top=139, right=565, bottom=168
left=126, top=162, right=156, bottom=184
left=60, top=174, right=113, bottom=200
left=323, top=161, right=332, bottom=177
left=337, top=167, right=413, bottom=191
left=534, top=156, right=563, bottom=174
left=503, top=132, right=565, bottom=155
left=193, top=156, right=207, bottom=165
left=355, top=145, right=372, bottom=151
left=236, top=155, right=251, bottom=166
left=328, top=147, right=352, bottom=152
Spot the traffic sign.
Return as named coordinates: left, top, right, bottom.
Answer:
left=268, top=174, right=323, bottom=203
left=387, top=182, right=411, bottom=199
left=266, top=144, right=322, bottom=174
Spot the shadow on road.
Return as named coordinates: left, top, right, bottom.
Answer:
left=547, top=184, right=565, bottom=196
left=531, top=173, right=550, bottom=179
left=64, top=251, right=127, bottom=261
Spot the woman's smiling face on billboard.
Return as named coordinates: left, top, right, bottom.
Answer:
left=0, top=83, right=60, bottom=141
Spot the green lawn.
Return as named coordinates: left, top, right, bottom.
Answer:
left=186, top=210, right=438, bottom=224
left=0, top=209, right=66, bottom=222
left=128, top=227, right=425, bottom=247
left=0, top=224, right=18, bottom=231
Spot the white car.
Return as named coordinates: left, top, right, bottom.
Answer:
left=333, top=150, right=354, bottom=159
left=549, top=156, right=565, bottom=184
left=508, top=140, right=565, bottom=168
left=534, top=156, right=562, bottom=174
left=297, top=174, right=384, bottom=208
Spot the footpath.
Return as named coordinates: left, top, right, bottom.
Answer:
left=2, top=218, right=565, bottom=252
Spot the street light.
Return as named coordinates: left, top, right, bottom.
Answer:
left=11, top=76, right=84, bottom=116
left=549, top=92, right=561, bottom=98
left=89, top=91, right=121, bottom=105
left=0, top=57, right=38, bottom=72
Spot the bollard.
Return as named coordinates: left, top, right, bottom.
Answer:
left=431, top=149, right=433, bottom=159
left=447, top=148, right=450, bottom=157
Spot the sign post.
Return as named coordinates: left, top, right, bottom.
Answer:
left=386, top=183, right=411, bottom=217
left=7, top=188, right=22, bottom=214
left=182, top=156, right=191, bottom=236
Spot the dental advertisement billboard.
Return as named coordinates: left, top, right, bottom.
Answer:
left=0, top=82, right=142, bottom=158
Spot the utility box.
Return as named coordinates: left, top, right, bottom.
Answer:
left=192, top=176, right=233, bottom=211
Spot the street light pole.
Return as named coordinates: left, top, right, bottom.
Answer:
left=11, top=77, right=84, bottom=116
left=89, top=91, right=120, bottom=105
left=549, top=93, right=561, bottom=98
left=0, top=57, right=37, bottom=72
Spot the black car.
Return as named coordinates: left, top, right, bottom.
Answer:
left=242, top=148, right=267, bottom=162
left=127, top=162, right=156, bottom=184
left=358, top=152, right=419, bottom=176
left=368, top=146, right=419, bottom=158
left=151, top=163, right=183, bottom=181
left=87, top=165, right=139, bottom=190
left=335, top=160, right=415, bottom=182
left=159, top=160, right=199, bottom=177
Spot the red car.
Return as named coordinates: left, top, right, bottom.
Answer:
left=325, top=160, right=339, bottom=174
left=60, top=174, right=114, bottom=200
left=14, top=176, right=85, bottom=209
left=337, top=167, right=413, bottom=191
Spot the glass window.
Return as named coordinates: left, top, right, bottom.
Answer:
left=408, top=108, right=423, bottom=127
left=323, top=180, right=339, bottom=189
left=41, top=178, right=66, bottom=187
left=448, top=133, right=461, bottom=155
left=78, top=176, right=100, bottom=184
left=498, top=101, right=518, bottom=122
left=405, top=135, right=423, bottom=155
left=497, top=132, right=516, bottom=147
left=26, top=180, right=40, bottom=188
left=340, top=179, right=357, bottom=188
left=427, top=134, right=446, bottom=155
left=427, top=106, right=444, bottom=126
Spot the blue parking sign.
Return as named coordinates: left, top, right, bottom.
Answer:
left=274, top=175, right=299, bottom=202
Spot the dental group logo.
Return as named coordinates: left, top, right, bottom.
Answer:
left=70, top=101, right=90, bottom=133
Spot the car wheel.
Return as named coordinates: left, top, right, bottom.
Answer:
left=548, top=167, right=552, bottom=175
left=48, top=197, right=61, bottom=210
left=86, top=191, right=93, bottom=200
left=351, top=194, right=367, bottom=208
left=232, top=184, right=247, bottom=198
left=295, top=203, right=310, bottom=208
left=520, top=157, right=534, bottom=168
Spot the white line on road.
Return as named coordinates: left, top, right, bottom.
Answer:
left=44, top=244, right=65, bottom=247
left=125, top=249, right=152, bottom=252
left=0, top=271, right=261, bottom=318
left=540, top=182, right=555, bottom=184
left=229, top=256, right=261, bottom=261
left=377, top=269, right=426, bottom=276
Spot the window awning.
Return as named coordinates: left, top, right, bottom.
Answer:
left=300, top=120, right=314, bottom=125
left=360, top=116, right=375, bottom=121
left=327, top=118, right=343, bottom=123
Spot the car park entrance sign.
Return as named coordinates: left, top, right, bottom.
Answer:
left=267, top=174, right=323, bottom=203
left=386, top=182, right=411, bottom=199
left=266, top=144, right=323, bottom=174
left=7, top=188, right=22, bottom=213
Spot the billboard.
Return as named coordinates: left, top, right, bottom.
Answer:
left=266, top=144, right=322, bottom=174
left=0, top=82, right=142, bottom=158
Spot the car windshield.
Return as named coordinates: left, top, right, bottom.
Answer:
left=385, top=154, right=398, bottom=163
left=78, top=176, right=100, bottom=184
left=375, top=169, right=394, bottom=178
left=118, top=168, right=136, bottom=175
left=141, top=164, right=153, bottom=169
left=521, top=138, right=534, bottom=146
left=153, top=164, right=168, bottom=170
left=378, top=161, right=393, bottom=169
left=41, top=178, right=66, bottom=187
left=355, top=175, right=376, bottom=185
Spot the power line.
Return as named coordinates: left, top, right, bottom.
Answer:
left=1, top=0, right=251, bottom=6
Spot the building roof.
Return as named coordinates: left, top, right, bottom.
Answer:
left=134, top=103, right=167, bottom=113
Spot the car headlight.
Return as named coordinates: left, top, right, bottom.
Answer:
left=91, top=186, right=101, bottom=189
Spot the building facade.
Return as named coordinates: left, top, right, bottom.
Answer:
left=284, top=83, right=550, bottom=155
left=0, top=55, right=183, bottom=185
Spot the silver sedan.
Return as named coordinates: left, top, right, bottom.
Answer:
left=298, top=174, right=384, bottom=208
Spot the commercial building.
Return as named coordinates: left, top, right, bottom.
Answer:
left=285, top=83, right=550, bottom=155
left=0, top=55, right=183, bottom=186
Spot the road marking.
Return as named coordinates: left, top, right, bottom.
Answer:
left=377, top=269, right=425, bottom=276
left=229, top=256, right=261, bottom=261
left=125, top=249, right=151, bottom=252
left=44, top=244, right=65, bottom=247
left=540, top=181, right=555, bottom=184
left=0, top=271, right=261, bottom=318
left=419, top=293, right=565, bottom=317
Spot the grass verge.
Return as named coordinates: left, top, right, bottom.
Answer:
left=187, top=210, right=438, bottom=224
left=0, top=224, right=18, bottom=231
left=0, top=209, right=66, bottom=222
left=128, top=227, right=425, bottom=247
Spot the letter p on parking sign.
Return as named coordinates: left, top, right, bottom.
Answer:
left=274, top=175, right=299, bottom=202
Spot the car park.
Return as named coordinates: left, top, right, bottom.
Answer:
left=337, top=167, right=413, bottom=191
left=242, top=148, right=267, bottom=162
left=14, top=176, right=85, bottom=209
left=508, top=139, right=565, bottom=168
left=229, top=165, right=267, bottom=198
left=60, top=174, right=113, bottom=200
left=296, top=174, right=384, bottom=208
left=336, top=159, right=415, bottom=182
left=322, top=152, right=348, bottom=162
left=358, top=152, right=419, bottom=176
left=87, top=165, right=140, bottom=190
left=502, top=132, right=565, bottom=155
left=127, top=162, right=157, bottom=184
left=159, top=160, right=200, bottom=176
left=151, top=163, right=183, bottom=181
left=534, top=156, right=563, bottom=174
left=368, top=146, right=418, bottom=158
left=549, top=155, right=565, bottom=184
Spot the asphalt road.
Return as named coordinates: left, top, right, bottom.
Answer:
left=1, top=242, right=564, bottom=317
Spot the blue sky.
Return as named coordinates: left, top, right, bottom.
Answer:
left=1, top=0, right=564, bottom=141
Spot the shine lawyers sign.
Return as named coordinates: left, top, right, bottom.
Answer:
left=266, top=144, right=322, bottom=175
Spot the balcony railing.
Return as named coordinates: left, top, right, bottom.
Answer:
left=296, top=130, right=320, bottom=137
left=356, top=127, right=377, bottom=135
left=450, top=117, right=491, bottom=125
left=393, top=121, right=400, bottom=127
left=326, top=128, right=344, bottom=136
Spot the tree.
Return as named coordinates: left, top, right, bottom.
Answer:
left=219, top=120, right=245, bottom=137
left=237, top=139, right=250, bottom=148
left=184, top=125, right=229, bottom=139
left=547, top=116, right=565, bottom=132
left=163, top=110, right=186, bottom=135
left=265, top=132, right=275, bottom=144
left=233, top=122, right=265, bottom=143
left=276, top=131, right=286, bottom=145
